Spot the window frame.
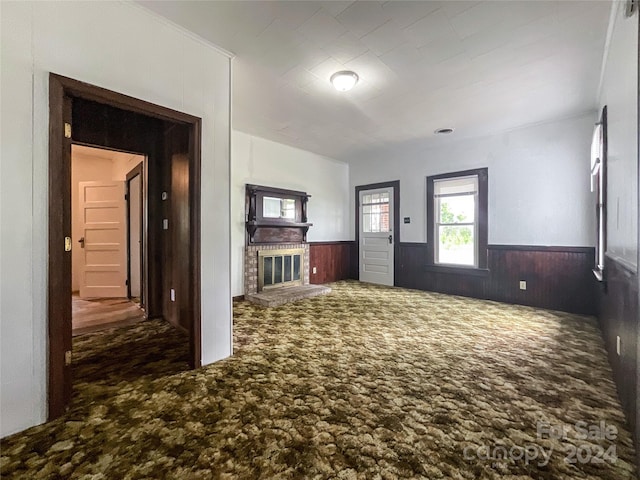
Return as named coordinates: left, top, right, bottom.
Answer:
left=426, top=168, right=488, bottom=273
left=592, top=106, right=607, bottom=281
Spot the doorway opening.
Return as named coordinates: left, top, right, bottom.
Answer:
left=355, top=180, right=400, bottom=287
left=70, top=144, right=146, bottom=336
left=49, top=74, right=202, bottom=420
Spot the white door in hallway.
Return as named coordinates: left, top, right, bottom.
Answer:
left=78, top=181, right=127, bottom=298
left=359, top=187, right=394, bottom=286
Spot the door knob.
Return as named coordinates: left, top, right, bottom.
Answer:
left=388, top=234, right=393, bottom=244
left=78, top=237, right=85, bottom=248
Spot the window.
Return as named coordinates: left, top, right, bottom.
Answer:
left=361, top=192, right=390, bottom=233
left=427, top=168, right=488, bottom=270
left=591, top=107, right=607, bottom=280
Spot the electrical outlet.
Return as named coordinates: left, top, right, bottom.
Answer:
left=616, top=336, right=621, bottom=355
left=170, top=288, right=175, bottom=302
left=519, top=280, right=527, bottom=290
left=312, top=267, right=317, bottom=274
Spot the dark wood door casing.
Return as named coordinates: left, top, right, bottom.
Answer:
left=48, top=83, right=73, bottom=418
left=48, top=73, right=202, bottom=420
left=125, top=162, right=144, bottom=305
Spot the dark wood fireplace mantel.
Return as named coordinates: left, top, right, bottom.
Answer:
left=246, top=184, right=312, bottom=244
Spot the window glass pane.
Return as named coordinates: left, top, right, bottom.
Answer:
left=362, top=192, right=390, bottom=205
left=293, top=255, right=301, bottom=280
left=263, top=197, right=281, bottom=218
left=380, top=209, right=389, bottom=232
left=264, top=257, right=273, bottom=285
left=439, top=195, right=475, bottom=224
left=434, top=176, right=477, bottom=196
left=281, top=199, right=295, bottom=219
left=284, top=255, right=292, bottom=282
left=361, top=192, right=391, bottom=233
left=363, top=213, right=372, bottom=232
left=437, top=225, right=475, bottom=265
left=274, top=256, right=283, bottom=284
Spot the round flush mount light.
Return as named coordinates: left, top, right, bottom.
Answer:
left=434, top=128, right=455, bottom=135
left=330, top=70, right=359, bottom=92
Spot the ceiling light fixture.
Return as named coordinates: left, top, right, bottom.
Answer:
left=330, top=71, right=359, bottom=92
left=434, top=128, right=454, bottom=135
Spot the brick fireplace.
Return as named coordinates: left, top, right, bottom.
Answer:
left=243, top=184, right=330, bottom=306
left=244, top=243, right=310, bottom=296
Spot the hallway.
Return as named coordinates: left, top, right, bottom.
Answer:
left=72, top=296, right=144, bottom=336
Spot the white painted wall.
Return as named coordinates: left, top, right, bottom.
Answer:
left=598, top=3, right=638, bottom=269
left=231, top=131, right=350, bottom=296
left=350, top=113, right=596, bottom=247
left=0, top=1, right=231, bottom=437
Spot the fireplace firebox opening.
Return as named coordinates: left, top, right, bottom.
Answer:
left=258, top=248, right=304, bottom=291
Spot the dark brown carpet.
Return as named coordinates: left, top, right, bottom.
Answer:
left=1, top=281, right=636, bottom=479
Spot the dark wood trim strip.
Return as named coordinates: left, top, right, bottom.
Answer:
left=125, top=162, right=144, bottom=302
left=246, top=183, right=309, bottom=198
left=50, top=74, right=199, bottom=124
left=307, top=240, right=354, bottom=246
left=398, top=242, right=427, bottom=248
left=189, top=119, right=202, bottom=369
left=424, top=265, right=490, bottom=277
left=48, top=75, right=72, bottom=420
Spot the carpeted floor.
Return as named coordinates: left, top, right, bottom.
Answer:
left=1, top=281, right=636, bottom=479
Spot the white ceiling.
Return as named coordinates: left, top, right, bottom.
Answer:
left=138, top=1, right=611, bottom=162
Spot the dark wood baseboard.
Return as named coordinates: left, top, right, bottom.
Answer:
left=596, top=256, right=638, bottom=447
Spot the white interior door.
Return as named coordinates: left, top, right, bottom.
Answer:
left=79, top=181, right=127, bottom=298
left=359, top=187, right=394, bottom=286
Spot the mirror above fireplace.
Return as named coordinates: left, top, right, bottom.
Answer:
left=246, top=184, right=312, bottom=244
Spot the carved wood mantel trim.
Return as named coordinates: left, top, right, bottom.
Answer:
left=245, top=184, right=312, bottom=244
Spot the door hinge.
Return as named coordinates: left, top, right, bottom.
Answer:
left=64, top=236, right=72, bottom=252
left=124, top=193, right=128, bottom=201
left=125, top=279, right=129, bottom=286
left=64, top=350, right=72, bottom=366
left=64, top=123, right=71, bottom=139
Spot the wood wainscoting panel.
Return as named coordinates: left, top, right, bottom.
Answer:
left=597, top=256, right=638, bottom=446
left=309, top=242, right=356, bottom=284
left=487, top=245, right=597, bottom=315
left=394, top=243, right=596, bottom=315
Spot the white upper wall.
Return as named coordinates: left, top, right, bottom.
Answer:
left=350, top=113, right=596, bottom=247
left=599, top=3, right=638, bottom=269
left=1, top=1, right=231, bottom=437
left=231, top=131, right=350, bottom=296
